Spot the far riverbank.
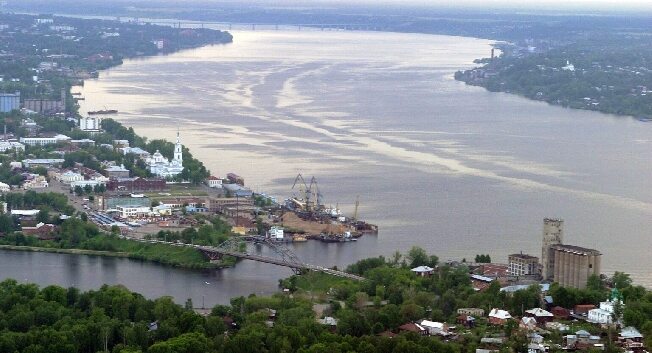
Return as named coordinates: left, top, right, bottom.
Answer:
left=0, top=241, right=227, bottom=270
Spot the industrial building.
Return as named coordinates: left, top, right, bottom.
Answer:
left=508, top=253, right=539, bottom=276
left=0, top=92, right=20, bottom=112
left=541, top=218, right=602, bottom=289
left=23, top=89, right=66, bottom=113
left=550, top=244, right=601, bottom=289
left=542, top=218, right=564, bottom=281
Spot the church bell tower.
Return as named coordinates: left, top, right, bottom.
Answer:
left=174, top=128, right=183, bottom=164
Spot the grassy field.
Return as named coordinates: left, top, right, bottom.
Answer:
left=293, top=271, right=356, bottom=292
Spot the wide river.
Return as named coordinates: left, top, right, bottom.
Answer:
left=14, top=29, right=651, bottom=305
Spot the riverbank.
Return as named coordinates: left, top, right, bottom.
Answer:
left=0, top=240, right=229, bottom=269
left=455, top=36, right=652, bottom=120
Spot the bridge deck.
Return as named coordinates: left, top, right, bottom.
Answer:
left=126, top=237, right=365, bottom=281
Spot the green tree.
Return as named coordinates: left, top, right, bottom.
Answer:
left=407, top=246, right=428, bottom=268
left=612, top=272, right=632, bottom=290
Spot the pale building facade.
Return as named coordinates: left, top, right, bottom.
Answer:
left=20, top=134, right=71, bottom=146
left=60, top=171, right=84, bottom=184
left=508, top=253, right=539, bottom=276
left=146, top=130, right=184, bottom=178
left=550, top=244, right=601, bottom=289
left=542, top=218, right=564, bottom=281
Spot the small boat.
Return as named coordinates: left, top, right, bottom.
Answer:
left=88, top=109, right=118, bottom=115
left=293, top=235, right=308, bottom=242
left=204, top=281, right=210, bottom=285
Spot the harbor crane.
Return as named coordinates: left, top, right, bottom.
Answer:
left=290, top=173, right=323, bottom=212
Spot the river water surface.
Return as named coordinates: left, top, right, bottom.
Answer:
left=19, top=29, right=651, bottom=304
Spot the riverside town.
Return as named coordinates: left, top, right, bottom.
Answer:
left=0, top=3, right=652, bottom=353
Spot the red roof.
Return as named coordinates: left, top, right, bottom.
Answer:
left=398, top=322, right=426, bottom=333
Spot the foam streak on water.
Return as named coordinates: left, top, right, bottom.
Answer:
left=76, top=30, right=652, bottom=287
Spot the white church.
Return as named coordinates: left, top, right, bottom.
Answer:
left=146, top=130, right=184, bottom=178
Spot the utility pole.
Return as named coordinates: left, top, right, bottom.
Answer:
left=235, top=193, right=239, bottom=227
left=353, top=195, right=360, bottom=220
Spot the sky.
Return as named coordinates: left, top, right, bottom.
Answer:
left=188, top=0, right=652, bottom=12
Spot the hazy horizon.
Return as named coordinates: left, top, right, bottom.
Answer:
left=7, top=0, right=652, bottom=15
left=140, top=0, right=652, bottom=13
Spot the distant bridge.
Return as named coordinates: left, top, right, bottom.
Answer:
left=125, top=235, right=365, bottom=281
left=115, top=17, right=382, bottom=31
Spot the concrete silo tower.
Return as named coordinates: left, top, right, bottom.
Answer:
left=542, top=218, right=564, bottom=281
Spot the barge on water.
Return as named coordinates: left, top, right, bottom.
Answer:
left=310, top=231, right=357, bottom=243
left=88, top=109, right=118, bottom=115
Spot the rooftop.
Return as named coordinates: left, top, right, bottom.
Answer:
left=509, top=253, right=538, bottom=260
left=105, top=164, right=129, bottom=172
left=471, top=274, right=494, bottom=283
left=551, top=244, right=601, bottom=256
left=525, top=308, right=554, bottom=317
left=411, top=265, right=434, bottom=273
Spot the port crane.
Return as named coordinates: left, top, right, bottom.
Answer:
left=290, top=173, right=323, bottom=212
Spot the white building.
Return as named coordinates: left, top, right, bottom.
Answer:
left=79, top=116, right=102, bottom=133
left=0, top=141, right=25, bottom=152
left=121, top=147, right=150, bottom=158
left=23, top=176, right=48, bottom=189
left=562, top=60, right=576, bottom=72
left=146, top=130, right=184, bottom=178
left=22, top=159, right=64, bottom=168
left=11, top=209, right=41, bottom=217
left=152, top=204, right=173, bottom=216
left=206, top=176, right=223, bottom=188
left=588, top=298, right=623, bottom=324
left=0, top=182, right=10, bottom=192
left=70, top=139, right=96, bottom=146
left=115, top=206, right=152, bottom=219
left=419, top=320, right=448, bottom=336
left=20, top=134, right=71, bottom=146
left=70, top=179, right=105, bottom=190
left=270, top=226, right=284, bottom=240
left=49, top=25, right=76, bottom=31
left=411, top=265, right=435, bottom=276
left=59, top=171, right=84, bottom=184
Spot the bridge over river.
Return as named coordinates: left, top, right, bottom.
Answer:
left=125, top=235, right=366, bottom=281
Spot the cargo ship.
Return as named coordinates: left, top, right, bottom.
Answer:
left=88, top=109, right=118, bottom=115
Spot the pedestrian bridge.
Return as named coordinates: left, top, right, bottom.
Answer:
left=125, top=235, right=365, bottom=281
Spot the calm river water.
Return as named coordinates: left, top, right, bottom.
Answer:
left=8, top=29, right=650, bottom=305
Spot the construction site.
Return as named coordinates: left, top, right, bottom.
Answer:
left=278, top=174, right=378, bottom=243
